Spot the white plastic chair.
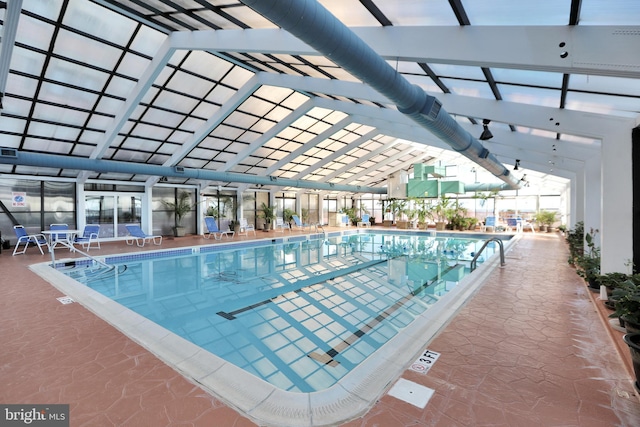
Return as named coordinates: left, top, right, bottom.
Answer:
left=274, top=217, right=287, bottom=233
left=238, top=218, right=256, bottom=236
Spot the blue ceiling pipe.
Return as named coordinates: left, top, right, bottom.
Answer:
left=0, top=148, right=387, bottom=194
left=240, top=0, right=521, bottom=190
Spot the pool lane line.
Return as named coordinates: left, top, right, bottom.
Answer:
left=216, top=257, right=389, bottom=320
left=308, top=263, right=460, bottom=367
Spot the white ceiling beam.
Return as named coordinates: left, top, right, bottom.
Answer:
left=173, top=26, right=640, bottom=79
left=0, top=0, right=22, bottom=112
left=260, top=73, right=622, bottom=139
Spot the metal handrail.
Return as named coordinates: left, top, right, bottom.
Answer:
left=49, top=239, right=112, bottom=270
left=470, top=237, right=505, bottom=272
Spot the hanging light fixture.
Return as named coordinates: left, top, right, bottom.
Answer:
left=479, top=119, right=493, bottom=141
left=514, top=159, right=520, bottom=170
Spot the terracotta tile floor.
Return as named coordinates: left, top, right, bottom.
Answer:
left=1, top=229, right=639, bottom=426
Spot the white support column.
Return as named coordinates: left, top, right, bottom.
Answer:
left=143, top=186, right=154, bottom=235
left=583, top=156, right=601, bottom=247
left=601, top=127, right=634, bottom=273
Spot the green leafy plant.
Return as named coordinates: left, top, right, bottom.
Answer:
left=163, top=191, right=193, bottom=228
left=575, top=227, right=600, bottom=283
left=610, top=279, right=640, bottom=325
left=259, top=202, right=277, bottom=224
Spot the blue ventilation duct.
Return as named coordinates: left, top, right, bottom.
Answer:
left=241, top=0, right=520, bottom=190
left=0, top=148, right=386, bottom=194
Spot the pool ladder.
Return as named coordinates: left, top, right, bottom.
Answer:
left=470, top=237, right=505, bottom=272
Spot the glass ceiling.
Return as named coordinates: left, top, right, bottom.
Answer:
left=0, top=0, right=638, bottom=197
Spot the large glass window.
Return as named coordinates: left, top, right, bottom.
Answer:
left=85, top=193, right=142, bottom=238
left=203, top=191, right=237, bottom=231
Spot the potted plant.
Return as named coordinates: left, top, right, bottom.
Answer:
left=259, top=202, right=277, bottom=231
left=434, top=196, right=451, bottom=231
left=575, top=228, right=600, bottom=290
left=610, top=279, right=640, bottom=333
left=565, top=221, right=585, bottom=266
left=283, top=208, right=296, bottom=229
left=163, top=190, right=193, bottom=237
left=622, top=333, right=640, bottom=392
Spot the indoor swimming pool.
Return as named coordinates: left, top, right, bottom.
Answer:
left=32, top=230, right=512, bottom=426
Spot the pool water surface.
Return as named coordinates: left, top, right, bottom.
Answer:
left=58, top=232, right=497, bottom=393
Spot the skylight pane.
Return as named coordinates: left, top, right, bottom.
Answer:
left=491, top=69, right=563, bottom=88
left=54, top=29, right=122, bottom=70
left=566, top=92, right=640, bottom=116
left=319, top=0, right=390, bottom=26
left=428, top=64, right=486, bottom=80
left=570, top=75, right=640, bottom=97
left=16, top=14, right=56, bottom=50
left=10, top=47, right=46, bottom=76
left=117, top=53, right=152, bottom=79
left=45, top=57, right=108, bottom=92
left=377, top=0, right=459, bottom=26
left=64, top=0, right=137, bottom=46
left=441, top=78, right=495, bottom=99
left=464, top=0, right=571, bottom=25
left=580, top=0, right=640, bottom=25
left=499, top=85, right=561, bottom=108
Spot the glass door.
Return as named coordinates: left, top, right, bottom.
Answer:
left=85, top=193, right=142, bottom=238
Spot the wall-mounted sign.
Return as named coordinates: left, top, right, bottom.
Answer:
left=12, top=192, right=26, bottom=207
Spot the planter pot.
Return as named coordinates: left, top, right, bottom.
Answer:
left=623, top=333, right=640, bottom=391
left=396, top=220, right=409, bottom=229
left=383, top=220, right=393, bottom=227
left=173, top=226, right=186, bottom=237
left=622, top=315, right=640, bottom=334
left=435, top=222, right=446, bottom=231
left=587, top=277, right=600, bottom=291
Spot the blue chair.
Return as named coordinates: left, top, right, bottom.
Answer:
left=204, top=216, right=234, bottom=240
left=12, top=225, right=49, bottom=255
left=125, top=224, right=162, bottom=247
left=291, top=214, right=308, bottom=231
left=358, top=214, right=371, bottom=228
left=482, top=216, right=496, bottom=232
left=49, top=223, right=70, bottom=248
left=74, top=224, right=101, bottom=250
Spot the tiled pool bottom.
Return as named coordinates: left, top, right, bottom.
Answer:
left=31, top=233, right=516, bottom=426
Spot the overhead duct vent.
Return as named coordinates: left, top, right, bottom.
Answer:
left=0, top=147, right=17, bottom=158
left=174, top=166, right=185, bottom=173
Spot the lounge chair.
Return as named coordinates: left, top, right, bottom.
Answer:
left=357, top=214, right=371, bottom=228
left=481, top=216, right=496, bottom=232
left=506, top=218, right=521, bottom=233
left=12, top=225, right=49, bottom=255
left=125, top=224, right=162, bottom=247
left=74, top=224, right=101, bottom=250
left=204, top=216, right=234, bottom=240
left=291, top=215, right=308, bottom=231
left=237, top=218, right=256, bottom=236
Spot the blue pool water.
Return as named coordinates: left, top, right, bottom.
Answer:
left=60, top=232, right=498, bottom=393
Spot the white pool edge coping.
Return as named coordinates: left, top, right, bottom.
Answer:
left=30, top=233, right=519, bottom=427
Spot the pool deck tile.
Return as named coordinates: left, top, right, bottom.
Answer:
left=1, top=228, right=640, bottom=426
